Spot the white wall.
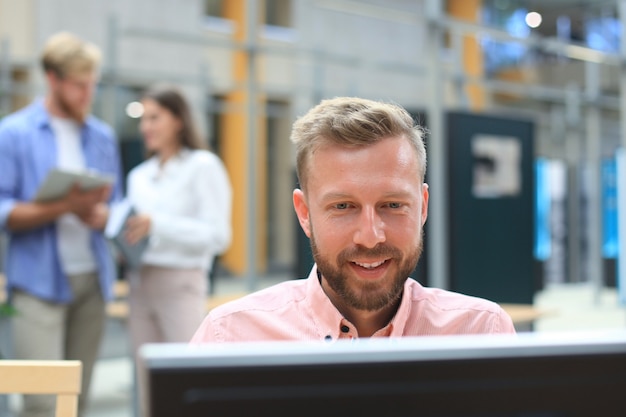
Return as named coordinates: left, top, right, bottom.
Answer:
left=0, top=0, right=35, bottom=63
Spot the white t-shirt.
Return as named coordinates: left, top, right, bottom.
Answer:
left=50, top=116, right=97, bottom=275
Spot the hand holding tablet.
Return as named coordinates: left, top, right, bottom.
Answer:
left=34, top=169, right=114, bottom=203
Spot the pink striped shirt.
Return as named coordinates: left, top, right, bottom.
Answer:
left=190, top=266, right=516, bottom=343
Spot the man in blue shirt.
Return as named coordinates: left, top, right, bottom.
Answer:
left=0, top=32, right=122, bottom=417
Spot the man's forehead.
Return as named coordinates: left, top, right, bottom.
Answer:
left=309, top=150, right=421, bottom=192
left=308, top=137, right=416, bottom=167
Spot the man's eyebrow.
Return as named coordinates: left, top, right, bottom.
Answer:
left=380, top=190, right=414, bottom=200
left=319, top=190, right=413, bottom=203
left=319, top=192, right=353, bottom=203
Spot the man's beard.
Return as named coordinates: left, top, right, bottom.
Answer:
left=55, top=90, right=88, bottom=123
left=311, top=228, right=423, bottom=312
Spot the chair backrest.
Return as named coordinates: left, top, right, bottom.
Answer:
left=0, top=360, right=82, bottom=417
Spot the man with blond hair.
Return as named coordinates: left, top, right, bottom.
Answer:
left=0, top=32, right=122, bottom=416
left=191, top=97, right=515, bottom=344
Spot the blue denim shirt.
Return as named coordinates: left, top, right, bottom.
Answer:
left=0, top=99, right=123, bottom=303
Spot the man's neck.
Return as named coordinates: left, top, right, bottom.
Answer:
left=44, top=95, right=67, bottom=118
left=348, top=305, right=398, bottom=337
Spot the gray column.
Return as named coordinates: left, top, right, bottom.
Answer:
left=0, top=38, right=11, bottom=117
left=584, top=61, right=604, bottom=302
left=245, top=0, right=259, bottom=291
left=103, top=15, right=119, bottom=129
left=425, top=0, right=448, bottom=289
left=565, top=84, right=582, bottom=283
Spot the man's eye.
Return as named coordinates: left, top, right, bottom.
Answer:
left=335, top=203, right=349, bottom=210
left=388, top=202, right=402, bottom=209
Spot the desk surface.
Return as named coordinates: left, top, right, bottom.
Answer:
left=500, top=303, right=551, bottom=324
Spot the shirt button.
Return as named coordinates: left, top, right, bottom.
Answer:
left=340, top=325, right=350, bottom=333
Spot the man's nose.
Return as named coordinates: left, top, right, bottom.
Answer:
left=353, top=207, right=385, bottom=248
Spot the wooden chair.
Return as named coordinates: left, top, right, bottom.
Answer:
left=0, top=360, right=82, bottom=417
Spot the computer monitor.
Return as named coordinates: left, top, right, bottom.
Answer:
left=140, top=331, right=626, bottom=417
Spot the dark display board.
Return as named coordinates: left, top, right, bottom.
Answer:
left=447, top=112, right=535, bottom=304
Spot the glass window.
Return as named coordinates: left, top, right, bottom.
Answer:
left=204, top=0, right=223, bottom=18
left=586, top=16, right=620, bottom=53
left=265, top=0, right=291, bottom=27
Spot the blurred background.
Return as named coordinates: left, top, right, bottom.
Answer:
left=1, top=0, right=625, bottom=415
left=0, top=0, right=624, bottom=293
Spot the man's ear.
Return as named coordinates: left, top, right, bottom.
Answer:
left=421, top=183, right=429, bottom=226
left=293, top=188, right=311, bottom=238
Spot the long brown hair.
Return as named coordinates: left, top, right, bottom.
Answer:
left=141, top=84, right=207, bottom=154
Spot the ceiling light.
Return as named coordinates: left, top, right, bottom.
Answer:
left=125, top=101, right=144, bottom=119
left=525, top=11, right=542, bottom=29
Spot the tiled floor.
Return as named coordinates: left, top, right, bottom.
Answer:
left=4, top=277, right=626, bottom=417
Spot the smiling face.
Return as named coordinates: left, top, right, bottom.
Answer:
left=293, top=135, right=429, bottom=313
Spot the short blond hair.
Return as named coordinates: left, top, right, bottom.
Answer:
left=40, top=31, right=101, bottom=78
left=290, top=97, right=428, bottom=190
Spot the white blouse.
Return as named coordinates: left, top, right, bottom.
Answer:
left=127, top=148, right=232, bottom=271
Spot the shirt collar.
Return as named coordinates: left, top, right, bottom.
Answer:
left=148, top=147, right=191, bottom=178
left=31, top=98, right=96, bottom=132
left=387, top=279, right=415, bottom=336
left=305, top=265, right=347, bottom=340
left=31, top=99, right=50, bottom=128
left=161, top=147, right=190, bottom=166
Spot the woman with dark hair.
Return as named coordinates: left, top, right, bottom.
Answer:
left=124, top=85, right=232, bottom=355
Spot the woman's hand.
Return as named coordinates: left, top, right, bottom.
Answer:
left=125, top=214, right=152, bottom=245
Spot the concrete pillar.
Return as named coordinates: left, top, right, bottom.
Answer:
left=584, top=61, right=604, bottom=301
left=0, top=38, right=10, bottom=116
left=565, top=84, right=583, bottom=283
left=425, top=0, right=448, bottom=289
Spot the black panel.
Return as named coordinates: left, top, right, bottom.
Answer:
left=148, top=351, right=626, bottom=417
left=447, top=112, right=535, bottom=304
